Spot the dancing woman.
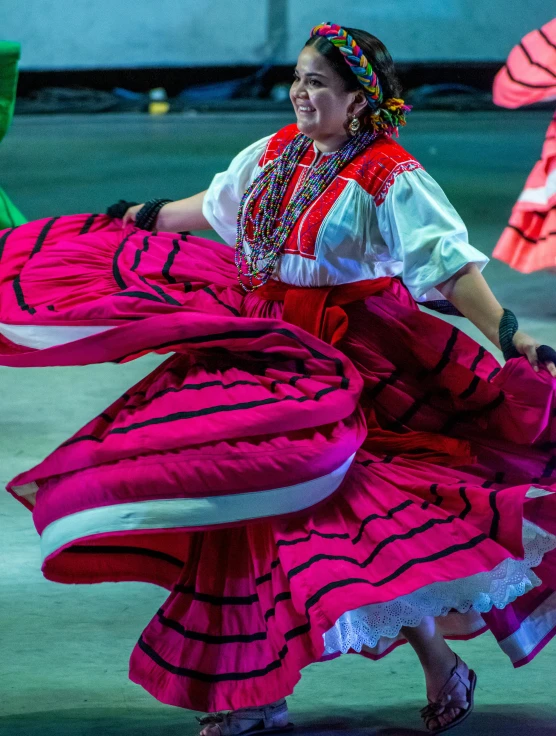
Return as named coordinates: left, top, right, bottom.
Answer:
left=1, top=23, right=556, bottom=735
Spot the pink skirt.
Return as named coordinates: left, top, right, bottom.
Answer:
left=1, top=215, right=556, bottom=712
left=493, top=114, right=556, bottom=272
left=492, top=19, right=556, bottom=273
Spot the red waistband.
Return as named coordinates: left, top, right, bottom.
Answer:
left=254, top=277, right=395, bottom=344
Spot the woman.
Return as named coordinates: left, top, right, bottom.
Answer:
left=1, top=23, right=556, bottom=735
left=492, top=17, right=556, bottom=273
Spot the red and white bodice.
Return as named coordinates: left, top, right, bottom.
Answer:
left=202, top=123, right=488, bottom=300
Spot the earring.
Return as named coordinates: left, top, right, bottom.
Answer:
left=349, top=116, right=361, bottom=135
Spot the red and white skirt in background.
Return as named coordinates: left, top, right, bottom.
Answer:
left=493, top=18, right=556, bottom=273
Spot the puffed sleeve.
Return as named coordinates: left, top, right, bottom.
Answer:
left=202, top=134, right=272, bottom=245
left=376, top=168, right=489, bottom=300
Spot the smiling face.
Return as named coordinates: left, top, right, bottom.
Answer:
left=290, top=45, right=367, bottom=152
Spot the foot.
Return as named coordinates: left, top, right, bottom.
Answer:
left=198, top=699, right=291, bottom=736
left=421, top=654, right=476, bottom=733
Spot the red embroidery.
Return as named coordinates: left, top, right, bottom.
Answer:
left=374, top=160, right=424, bottom=206
left=259, top=124, right=299, bottom=167
left=283, top=178, right=349, bottom=259
left=256, top=126, right=424, bottom=259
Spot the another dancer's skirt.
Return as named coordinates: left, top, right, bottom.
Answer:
left=492, top=19, right=556, bottom=273
left=493, top=114, right=556, bottom=273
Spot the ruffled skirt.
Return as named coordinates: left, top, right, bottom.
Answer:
left=1, top=215, right=556, bottom=712
left=493, top=114, right=556, bottom=273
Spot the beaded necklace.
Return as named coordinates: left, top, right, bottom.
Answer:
left=235, top=129, right=379, bottom=291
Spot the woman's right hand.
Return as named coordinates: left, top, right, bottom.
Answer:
left=122, top=204, right=143, bottom=228
left=512, top=329, right=556, bottom=377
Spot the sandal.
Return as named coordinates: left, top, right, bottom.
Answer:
left=420, top=654, right=477, bottom=734
left=198, top=698, right=294, bottom=736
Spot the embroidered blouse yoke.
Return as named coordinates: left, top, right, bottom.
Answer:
left=202, top=124, right=488, bottom=300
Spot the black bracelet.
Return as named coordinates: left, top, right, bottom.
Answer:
left=537, top=345, right=556, bottom=366
left=135, top=199, right=173, bottom=230
left=105, top=199, right=139, bottom=219
left=421, top=299, right=464, bottom=317
left=499, top=308, right=521, bottom=361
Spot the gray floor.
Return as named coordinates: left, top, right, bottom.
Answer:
left=0, top=111, right=555, bottom=735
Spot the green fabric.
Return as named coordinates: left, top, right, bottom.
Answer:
left=0, top=42, right=26, bottom=226
left=0, top=186, right=26, bottom=229
left=0, top=41, right=21, bottom=143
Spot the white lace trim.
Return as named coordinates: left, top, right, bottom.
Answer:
left=323, top=520, right=556, bottom=654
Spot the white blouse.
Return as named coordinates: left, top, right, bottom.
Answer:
left=202, top=134, right=488, bottom=301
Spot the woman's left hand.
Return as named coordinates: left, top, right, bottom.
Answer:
left=512, top=330, right=556, bottom=377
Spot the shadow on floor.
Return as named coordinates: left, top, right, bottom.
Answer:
left=0, top=709, right=191, bottom=736
left=292, top=704, right=556, bottom=736
left=2, top=705, right=556, bottom=736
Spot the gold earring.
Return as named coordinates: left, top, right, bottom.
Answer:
left=349, top=116, right=361, bottom=135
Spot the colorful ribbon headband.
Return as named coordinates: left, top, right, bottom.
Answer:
left=310, top=23, right=384, bottom=106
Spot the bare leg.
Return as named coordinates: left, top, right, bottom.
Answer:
left=402, top=616, right=466, bottom=731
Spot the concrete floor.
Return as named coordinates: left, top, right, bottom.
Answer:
left=0, top=110, right=555, bottom=735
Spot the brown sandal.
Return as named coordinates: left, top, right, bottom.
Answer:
left=420, top=654, right=477, bottom=734
left=197, top=699, right=294, bottom=736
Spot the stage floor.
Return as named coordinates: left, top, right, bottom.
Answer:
left=0, top=110, right=555, bottom=735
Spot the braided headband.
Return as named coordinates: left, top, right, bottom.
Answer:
left=311, top=23, right=384, bottom=105
left=310, top=22, right=411, bottom=134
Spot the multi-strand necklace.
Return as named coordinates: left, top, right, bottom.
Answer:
left=235, top=129, right=379, bottom=291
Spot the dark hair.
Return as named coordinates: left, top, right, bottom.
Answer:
left=305, top=28, right=402, bottom=103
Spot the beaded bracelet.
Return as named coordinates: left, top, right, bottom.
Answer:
left=135, top=199, right=173, bottom=230
left=499, top=308, right=521, bottom=360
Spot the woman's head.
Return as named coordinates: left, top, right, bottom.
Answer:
left=306, top=27, right=402, bottom=105
left=290, top=24, right=406, bottom=150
